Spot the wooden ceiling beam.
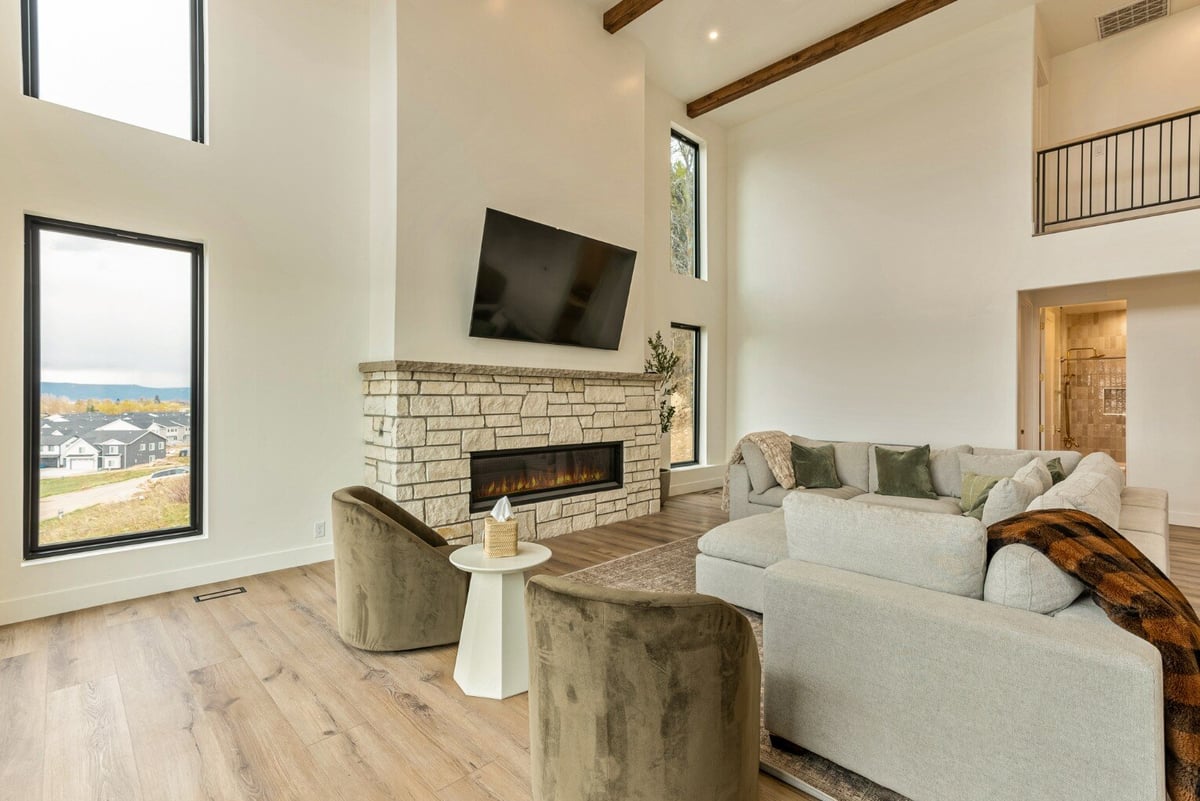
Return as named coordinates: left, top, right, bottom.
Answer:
left=603, top=0, right=665, bottom=34
left=686, top=0, right=959, bottom=118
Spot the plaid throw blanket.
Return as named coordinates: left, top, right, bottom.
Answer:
left=721, top=430, right=796, bottom=511
left=988, top=509, right=1200, bottom=801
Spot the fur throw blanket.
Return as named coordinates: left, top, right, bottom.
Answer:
left=988, top=509, right=1200, bottom=801
left=721, top=431, right=795, bottom=511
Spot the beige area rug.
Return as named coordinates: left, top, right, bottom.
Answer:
left=567, top=536, right=911, bottom=801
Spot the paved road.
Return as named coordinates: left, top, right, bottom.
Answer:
left=39, top=476, right=150, bottom=521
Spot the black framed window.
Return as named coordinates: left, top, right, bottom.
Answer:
left=669, top=323, right=700, bottom=467
left=669, top=130, right=701, bottom=278
left=25, top=216, right=204, bottom=559
left=21, top=0, right=205, bottom=142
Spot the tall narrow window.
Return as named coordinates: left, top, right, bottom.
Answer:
left=22, top=0, right=205, bottom=141
left=670, top=323, right=700, bottom=467
left=25, top=217, right=204, bottom=558
left=669, top=130, right=701, bottom=277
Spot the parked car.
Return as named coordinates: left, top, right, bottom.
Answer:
left=150, top=466, right=190, bottom=480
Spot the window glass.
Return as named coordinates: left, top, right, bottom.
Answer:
left=669, top=324, right=699, bottom=466
left=28, top=218, right=202, bottom=556
left=669, top=131, right=700, bottom=277
left=26, top=0, right=201, bottom=140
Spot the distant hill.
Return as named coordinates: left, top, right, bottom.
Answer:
left=42, top=383, right=190, bottom=402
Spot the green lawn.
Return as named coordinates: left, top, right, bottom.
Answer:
left=39, top=477, right=191, bottom=545
left=39, top=465, right=160, bottom=498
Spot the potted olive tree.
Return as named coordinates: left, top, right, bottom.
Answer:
left=645, top=331, right=680, bottom=504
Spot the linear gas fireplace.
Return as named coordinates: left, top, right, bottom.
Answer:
left=470, top=442, right=623, bottom=512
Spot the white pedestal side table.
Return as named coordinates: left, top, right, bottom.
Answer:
left=449, top=542, right=552, bottom=699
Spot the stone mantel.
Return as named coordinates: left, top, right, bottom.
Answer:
left=360, top=360, right=662, bottom=545
left=359, top=359, right=660, bottom=384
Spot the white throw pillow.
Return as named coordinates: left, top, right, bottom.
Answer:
left=1033, top=471, right=1122, bottom=530
left=1013, top=458, right=1053, bottom=494
left=1075, top=451, right=1125, bottom=489
left=985, top=543, right=1086, bottom=614
left=982, top=476, right=1042, bottom=526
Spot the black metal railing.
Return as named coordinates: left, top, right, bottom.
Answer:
left=1037, top=106, right=1200, bottom=233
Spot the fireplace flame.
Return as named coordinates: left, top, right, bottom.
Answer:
left=480, top=466, right=609, bottom=500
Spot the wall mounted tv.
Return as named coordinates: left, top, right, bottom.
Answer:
left=469, top=209, right=636, bottom=351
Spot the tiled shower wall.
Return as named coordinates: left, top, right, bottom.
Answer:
left=1064, top=310, right=1126, bottom=463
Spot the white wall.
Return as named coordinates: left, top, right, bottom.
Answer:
left=0, top=0, right=371, bottom=624
left=385, top=0, right=647, bottom=374
left=643, top=83, right=729, bottom=493
left=1048, top=5, right=1200, bottom=144
left=728, top=7, right=1200, bottom=523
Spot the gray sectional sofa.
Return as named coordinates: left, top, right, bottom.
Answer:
left=698, top=437, right=1172, bottom=801
left=705, top=437, right=1170, bottom=612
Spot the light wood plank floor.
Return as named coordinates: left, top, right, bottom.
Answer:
left=1, top=491, right=1196, bottom=801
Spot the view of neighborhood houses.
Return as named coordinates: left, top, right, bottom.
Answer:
left=36, top=229, right=195, bottom=545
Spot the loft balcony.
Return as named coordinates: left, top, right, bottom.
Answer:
left=1036, top=105, right=1200, bottom=234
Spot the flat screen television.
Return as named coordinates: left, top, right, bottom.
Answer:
left=469, top=209, right=636, bottom=350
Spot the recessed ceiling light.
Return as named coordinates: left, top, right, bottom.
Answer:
left=708, top=30, right=720, bottom=41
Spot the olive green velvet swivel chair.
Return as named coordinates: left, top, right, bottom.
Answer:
left=331, top=486, right=469, bottom=651
left=525, top=575, right=761, bottom=801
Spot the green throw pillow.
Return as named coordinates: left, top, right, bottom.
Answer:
left=791, top=443, right=842, bottom=489
left=961, top=472, right=1004, bottom=519
left=1045, top=457, right=1068, bottom=485
left=875, top=445, right=937, bottom=500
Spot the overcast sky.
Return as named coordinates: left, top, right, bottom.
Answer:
left=37, top=0, right=192, bottom=139
left=40, top=231, right=193, bottom=389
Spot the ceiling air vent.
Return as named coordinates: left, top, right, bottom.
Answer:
left=1097, top=0, right=1169, bottom=39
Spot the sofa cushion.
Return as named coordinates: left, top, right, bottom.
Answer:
left=794, top=437, right=870, bottom=491
left=981, top=476, right=1043, bottom=526
left=1122, top=486, right=1168, bottom=510
left=849, top=493, right=964, bottom=516
left=929, top=445, right=974, bottom=498
left=985, top=543, right=1086, bottom=614
left=1120, top=528, right=1170, bottom=574
left=1120, top=504, right=1169, bottom=536
left=749, top=485, right=863, bottom=508
left=1076, top=451, right=1126, bottom=489
left=874, top=445, right=937, bottom=500
left=959, top=452, right=1033, bottom=481
left=784, top=493, right=986, bottom=599
left=698, top=509, right=787, bottom=569
left=960, top=472, right=1004, bottom=519
left=790, top=442, right=841, bottom=490
left=742, top=441, right=779, bottom=494
left=972, top=447, right=1082, bottom=476
left=748, top=486, right=788, bottom=507
left=1013, top=458, right=1053, bottom=494
left=1027, top=470, right=1122, bottom=530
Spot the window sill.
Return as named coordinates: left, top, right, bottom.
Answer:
left=22, top=531, right=207, bottom=566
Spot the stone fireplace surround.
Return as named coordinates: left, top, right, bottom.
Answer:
left=360, top=360, right=661, bottom=545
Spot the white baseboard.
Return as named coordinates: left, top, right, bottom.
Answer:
left=669, top=470, right=723, bottom=497
left=0, top=542, right=334, bottom=626
left=1172, top=510, right=1200, bottom=528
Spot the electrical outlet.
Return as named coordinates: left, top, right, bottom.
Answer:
left=314, top=521, right=327, bottom=540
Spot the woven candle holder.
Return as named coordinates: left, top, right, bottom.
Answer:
left=483, top=518, right=518, bottom=558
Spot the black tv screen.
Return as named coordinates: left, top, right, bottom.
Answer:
left=469, top=209, right=636, bottom=350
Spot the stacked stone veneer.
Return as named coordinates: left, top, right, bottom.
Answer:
left=360, top=360, right=662, bottom=545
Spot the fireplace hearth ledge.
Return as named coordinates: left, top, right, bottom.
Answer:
left=361, top=361, right=662, bottom=546
left=359, top=359, right=660, bottom=384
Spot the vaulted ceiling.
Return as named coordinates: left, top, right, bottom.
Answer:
left=580, top=0, right=1200, bottom=125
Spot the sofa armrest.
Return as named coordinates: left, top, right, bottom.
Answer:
left=764, top=559, right=1165, bottom=801
left=727, top=463, right=753, bottom=520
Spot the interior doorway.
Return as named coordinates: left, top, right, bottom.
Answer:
left=1037, top=300, right=1127, bottom=465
